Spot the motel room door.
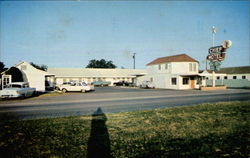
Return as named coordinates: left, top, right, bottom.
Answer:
left=190, top=77, right=195, bottom=89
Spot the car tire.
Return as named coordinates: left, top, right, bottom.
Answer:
left=21, top=94, right=26, bottom=99
left=62, top=88, right=67, bottom=93
left=32, top=91, right=37, bottom=97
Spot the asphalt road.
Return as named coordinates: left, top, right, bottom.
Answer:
left=0, top=87, right=250, bottom=119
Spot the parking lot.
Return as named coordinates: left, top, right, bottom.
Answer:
left=0, top=87, right=250, bottom=119
left=0, top=87, right=231, bottom=105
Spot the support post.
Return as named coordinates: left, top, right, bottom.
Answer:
left=212, top=71, right=215, bottom=87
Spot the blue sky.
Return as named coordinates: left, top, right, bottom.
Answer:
left=0, top=1, right=249, bottom=69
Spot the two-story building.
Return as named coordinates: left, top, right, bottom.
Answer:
left=137, top=54, right=200, bottom=89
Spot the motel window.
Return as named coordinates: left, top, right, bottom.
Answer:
left=165, top=63, right=168, bottom=70
left=197, top=78, right=201, bottom=85
left=189, top=63, right=192, bottom=71
left=182, top=78, right=189, bottom=85
left=171, top=78, right=177, bottom=85
left=193, top=63, right=196, bottom=71
left=242, top=76, right=246, bottom=79
left=224, top=76, right=228, bottom=80
left=158, top=64, right=161, bottom=70
left=217, top=77, right=220, bottom=80
left=233, top=76, right=237, bottom=79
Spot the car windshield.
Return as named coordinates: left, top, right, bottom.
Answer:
left=82, top=82, right=87, bottom=86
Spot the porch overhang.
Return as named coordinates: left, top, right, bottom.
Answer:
left=198, top=73, right=226, bottom=77
left=179, top=74, right=200, bottom=77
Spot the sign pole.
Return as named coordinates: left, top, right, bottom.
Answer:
left=211, top=26, right=216, bottom=87
left=212, top=26, right=216, bottom=47
left=212, top=71, right=215, bottom=87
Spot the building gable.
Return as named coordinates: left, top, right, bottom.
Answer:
left=147, top=54, right=198, bottom=66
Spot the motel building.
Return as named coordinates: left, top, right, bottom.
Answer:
left=205, top=66, right=250, bottom=88
left=137, top=54, right=202, bottom=89
left=46, top=68, right=147, bottom=86
left=1, top=55, right=250, bottom=92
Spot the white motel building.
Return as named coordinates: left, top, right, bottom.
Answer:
left=1, top=54, right=250, bottom=91
left=137, top=54, right=200, bottom=89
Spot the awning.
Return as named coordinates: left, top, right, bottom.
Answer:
left=198, top=73, right=226, bottom=77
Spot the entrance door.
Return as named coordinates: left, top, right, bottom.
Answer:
left=190, top=77, right=195, bottom=89
left=2, top=75, right=12, bottom=89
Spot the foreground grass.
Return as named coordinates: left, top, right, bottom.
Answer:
left=0, top=101, right=249, bottom=158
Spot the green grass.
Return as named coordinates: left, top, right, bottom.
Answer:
left=0, top=101, right=249, bottom=158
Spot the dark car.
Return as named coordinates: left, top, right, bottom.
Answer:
left=113, top=81, right=132, bottom=86
left=91, top=80, right=111, bottom=87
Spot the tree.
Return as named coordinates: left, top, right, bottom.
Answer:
left=0, top=61, right=7, bottom=73
left=5, top=67, right=24, bottom=82
left=30, top=62, right=48, bottom=71
left=86, top=59, right=117, bottom=68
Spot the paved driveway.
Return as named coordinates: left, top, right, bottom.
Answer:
left=0, top=87, right=250, bottom=119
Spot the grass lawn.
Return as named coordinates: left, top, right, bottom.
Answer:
left=0, top=101, right=249, bottom=158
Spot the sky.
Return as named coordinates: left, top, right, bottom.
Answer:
left=0, top=0, right=249, bottom=69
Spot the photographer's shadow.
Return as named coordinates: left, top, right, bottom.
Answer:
left=87, top=107, right=112, bottom=158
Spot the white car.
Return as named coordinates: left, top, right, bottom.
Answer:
left=57, top=82, right=94, bottom=93
left=140, top=81, right=155, bottom=89
left=0, top=82, right=36, bottom=98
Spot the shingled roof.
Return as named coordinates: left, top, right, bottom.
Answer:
left=217, top=66, right=250, bottom=74
left=147, top=54, right=198, bottom=66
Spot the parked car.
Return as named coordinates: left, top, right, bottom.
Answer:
left=81, top=82, right=95, bottom=91
left=140, top=81, right=155, bottom=89
left=57, top=82, right=94, bottom=93
left=91, top=80, right=111, bottom=87
left=0, top=82, right=36, bottom=99
left=55, top=82, right=72, bottom=90
left=113, top=81, right=132, bottom=86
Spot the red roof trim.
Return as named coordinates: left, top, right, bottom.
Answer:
left=147, top=54, right=198, bottom=65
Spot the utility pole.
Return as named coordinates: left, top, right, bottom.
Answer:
left=133, top=53, right=136, bottom=69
